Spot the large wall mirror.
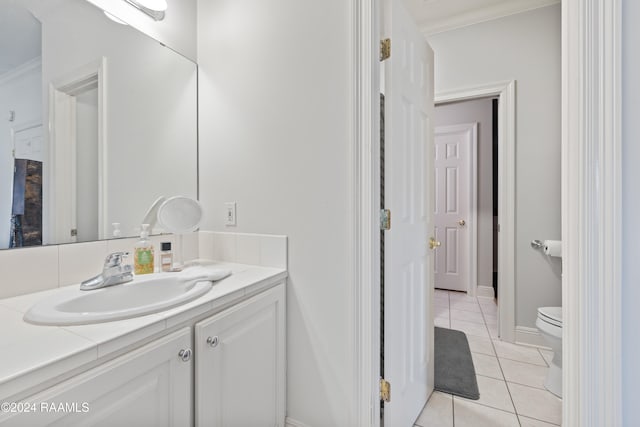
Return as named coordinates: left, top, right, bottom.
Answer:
left=0, top=0, right=197, bottom=250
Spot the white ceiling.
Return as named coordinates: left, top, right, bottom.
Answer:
left=0, top=1, right=41, bottom=76
left=402, top=0, right=560, bottom=35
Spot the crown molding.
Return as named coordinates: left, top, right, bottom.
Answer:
left=0, top=57, right=41, bottom=86
left=420, top=0, right=560, bottom=36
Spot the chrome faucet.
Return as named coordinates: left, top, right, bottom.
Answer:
left=80, top=252, right=134, bottom=291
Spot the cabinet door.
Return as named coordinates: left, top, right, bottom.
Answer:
left=195, top=284, right=285, bottom=427
left=0, top=328, right=193, bottom=427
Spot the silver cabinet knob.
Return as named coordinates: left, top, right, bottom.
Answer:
left=178, top=349, right=192, bottom=362
left=458, top=219, right=466, bottom=226
left=206, top=336, right=219, bottom=348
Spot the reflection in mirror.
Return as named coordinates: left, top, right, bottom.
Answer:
left=0, top=2, right=42, bottom=248
left=0, top=0, right=197, bottom=250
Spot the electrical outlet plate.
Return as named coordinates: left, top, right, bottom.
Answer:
left=224, top=202, right=237, bottom=226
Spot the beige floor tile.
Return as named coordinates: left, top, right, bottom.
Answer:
left=472, top=352, right=504, bottom=380
left=519, top=415, right=560, bottom=426
left=508, top=382, right=562, bottom=425
left=483, top=313, right=498, bottom=325
left=479, top=302, right=498, bottom=315
left=466, top=334, right=496, bottom=356
left=449, top=292, right=477, bottom=303
left=435, top=289, right=450, bottom=298
left=414, top=391, right=453, bottom=427
left=476, top=296, right=496, bottom=305
left=539, top=348, right=554, bottom=367
left=499, top=358, right=548, bottom=389
left=450, top=300, right=482, bottom=313
left=435, top=297, right=450, bottom=308
left=456, top=375, right=515, bottom=413
left=451, top=319, right=490, bottom=338
left=435, top=316, right=450, bottom=328
left=453, top=399, right=520, bottom=427
left=492, top=340, right=547, bottom=366
left=434, top=304, right=449, bottom=318
left=450, top=308, right=485, bottom=324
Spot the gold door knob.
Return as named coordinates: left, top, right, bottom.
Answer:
left=429, top=237, right=441, bottom=250
left=458, top=219, right=466, bottom=226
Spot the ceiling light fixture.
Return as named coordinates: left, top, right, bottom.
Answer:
left=123, top=0, right=167, bottom=21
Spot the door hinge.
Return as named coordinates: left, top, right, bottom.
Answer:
left=70, top=229, right=77, bottom=237
left=380, top=378, right=391, bottom=402
left=380, top=209, right=391, bottom=231
left=380, top=38, right=391, bottom=61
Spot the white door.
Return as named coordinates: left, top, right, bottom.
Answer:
left=195, top=285, right=285, bottom=427
left=383, top=0, right=435, bottom=425
left=434, top=123, right=476, bottom=292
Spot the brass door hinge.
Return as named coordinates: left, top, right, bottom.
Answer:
left=380, top=38, right=391, bottom=61
left=380, top=378, right=391, bottom=402
left=380, top=209, right=391, bottom=231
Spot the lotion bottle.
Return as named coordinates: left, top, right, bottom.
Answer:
left=134, top=224, right=154, bottom=274
left=160, top=242, right=173, bottom=272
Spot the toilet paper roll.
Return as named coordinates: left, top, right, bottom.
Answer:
left=543, top=240, right=562, bottom=257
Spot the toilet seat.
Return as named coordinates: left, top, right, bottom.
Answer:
left=537, top=306, right=562, bottom=327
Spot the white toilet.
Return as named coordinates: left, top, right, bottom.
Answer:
left=536, top=306, right=562, bottom=397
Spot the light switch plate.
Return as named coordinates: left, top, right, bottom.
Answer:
left=225, top=202, right=237, bottom=226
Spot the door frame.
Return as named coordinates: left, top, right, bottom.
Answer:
left=433, top=122, right=478, bottom=296
left=562, top=0, right=621, bottom=424
left=350, top=0, right=381, bottom=426
left=351, top=1, right=622, bottom=426
left=436, top=82, right=516, bottom=342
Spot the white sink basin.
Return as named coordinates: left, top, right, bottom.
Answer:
left=23, top=271, right=223, bottom=326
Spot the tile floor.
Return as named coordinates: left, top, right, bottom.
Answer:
left=414, top=289, right=562, bottom=427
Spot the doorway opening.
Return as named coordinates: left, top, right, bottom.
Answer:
left=435, top=81, right=516, bottom=343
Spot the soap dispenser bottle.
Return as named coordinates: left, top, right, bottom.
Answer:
left=134, top=224, right=154, bottom=275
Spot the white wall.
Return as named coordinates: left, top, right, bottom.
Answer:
left=197, top=0, right=353, bottom=425
left=621, top=0, right=639, bottom=424
left=0, top=60, right=42, bottom=249
left=435, top=98, right=494, bottom=291
left=428, top=5, right=562, bottom=329
left=85, top=0, right=197, bottom=61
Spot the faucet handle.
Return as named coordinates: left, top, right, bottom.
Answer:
left=104, top=252, right=129, bottom=268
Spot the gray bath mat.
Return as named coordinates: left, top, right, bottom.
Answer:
left=434, top=327, right=480, bottom=399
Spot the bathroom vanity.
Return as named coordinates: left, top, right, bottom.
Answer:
left=0, top=261, right=286, bottom=426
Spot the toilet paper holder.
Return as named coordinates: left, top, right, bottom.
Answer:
left=530, top=240, right=545, bottom=250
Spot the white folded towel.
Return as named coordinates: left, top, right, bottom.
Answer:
left=178, top=266, right=232, bottom=283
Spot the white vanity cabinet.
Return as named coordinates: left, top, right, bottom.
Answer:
left=0, top=328, right=193, bottom=427
left=0, top=278, right=287, bottom=427
left=195, top=284, right=286, bottom=427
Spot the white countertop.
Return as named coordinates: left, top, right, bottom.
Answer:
left=0, top=261, right=287, bottom=400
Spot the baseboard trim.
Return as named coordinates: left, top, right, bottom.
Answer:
left=515, top=326, right=551, bottom=349
left=286, top=417, right=313, bottom=427
left=477, top=285, right=495, bottom=299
